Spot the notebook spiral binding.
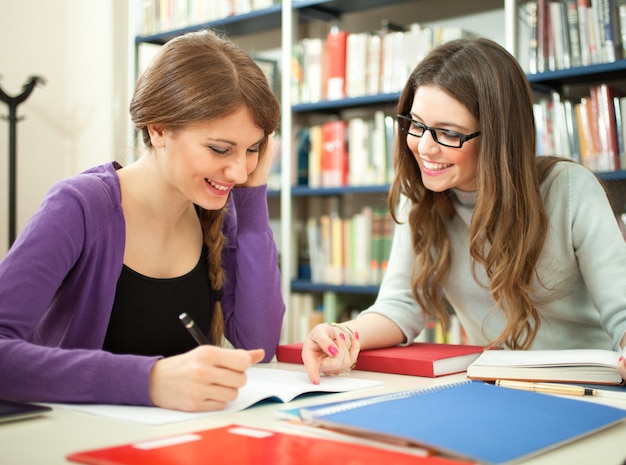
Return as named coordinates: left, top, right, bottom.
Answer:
left=300, top=380, right=472, bottom=420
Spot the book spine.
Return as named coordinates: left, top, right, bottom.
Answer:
left=549, top=1, right=569, bottom=69
left=326, top=27, right=348, bottom=100
left=527, top=1, right=540, bottom=73
left=596, top=0, right=617, bottom=62
left=619, top=1, right=626, bottom=58
left=321, top=120, right=348, bottom=188
left=345, top=32, right=367, bottom=98
left=307, top=125, right=322, bottom=188
left=565, top=0, right=583, bottom=66
left=577, top=0, right=592, bottom=65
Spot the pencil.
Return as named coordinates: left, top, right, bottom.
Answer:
left=495, top=379, right=597, bottom=397
left=179, top=312, right=211, bottom=346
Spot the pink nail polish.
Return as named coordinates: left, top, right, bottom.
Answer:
left=354, top=331, right=360, bottom=340
left=339, top=332, right=346, bottom=341
left=328, top=345, right=338, bottom=356
left=620, top=356, right=624, bottom=362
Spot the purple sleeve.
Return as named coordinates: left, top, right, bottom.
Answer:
left=221, top=185, right=285, bottom=360
left=0, top=171, right=159, bottom=405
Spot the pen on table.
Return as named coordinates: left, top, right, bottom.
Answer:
left=495, top=379, right=597, bottom=397
left=179, top=312, right=211, bottom=346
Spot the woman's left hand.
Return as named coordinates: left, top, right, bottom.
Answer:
left=618, top=353, right=626, bottom=382
left=241, top=133, right=276, bottom=188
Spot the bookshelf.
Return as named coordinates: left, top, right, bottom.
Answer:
left=134, top=1, right=507, bottom=343
left=507, top=0, right=626, bottom=214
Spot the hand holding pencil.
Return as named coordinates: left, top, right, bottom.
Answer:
left=146, top=313, right=264, bottom=412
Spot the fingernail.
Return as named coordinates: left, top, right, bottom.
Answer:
left=354, top=331, right=360, bottom=340
left=339, top=332, right=346, bottom=341
left=328, top=345, right=338, bottom=356
left=620, top=356, right=624, bottom=362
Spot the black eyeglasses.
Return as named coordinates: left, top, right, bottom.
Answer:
left=396, top=114, right=481, bottom=148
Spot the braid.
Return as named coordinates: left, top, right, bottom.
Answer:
left=198, top=208, right=226, bottom=345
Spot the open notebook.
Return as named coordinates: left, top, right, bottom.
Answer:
left=46, top=366, right=382, bottom=425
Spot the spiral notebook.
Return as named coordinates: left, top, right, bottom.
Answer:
left=299, top=380, right=626, bottom=465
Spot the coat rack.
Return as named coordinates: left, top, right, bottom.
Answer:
left=0, top=75, right=45, bottom=248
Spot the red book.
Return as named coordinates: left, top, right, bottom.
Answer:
left=321, top=119, right=348, bottom=187
left=590, top=84, right=620, bottom=171
left=276, top=342, right=485, bottom=377
left=326, top=27, right=348, bottom=100
left=67, top=424, right=475, bottom=465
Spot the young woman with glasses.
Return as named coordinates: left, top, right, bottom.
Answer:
left=0, top=30, right=284, bottom=411
left=302, top=37, right=626, bottom=384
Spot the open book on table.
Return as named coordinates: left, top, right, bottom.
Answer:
left=46, top=366, right=382, bottom=425
left=466, top=348, right=623, bottom=385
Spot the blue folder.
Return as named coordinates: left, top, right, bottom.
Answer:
left=299, top=380, right=626, bottom=464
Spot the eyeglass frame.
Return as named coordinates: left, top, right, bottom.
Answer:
left=396, top=114, right=481, bottom=148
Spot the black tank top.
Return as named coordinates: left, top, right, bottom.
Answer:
left=103, top=248, right=213, bottom=357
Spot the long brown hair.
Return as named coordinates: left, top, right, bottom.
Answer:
left=390, top=37, right=557, bottom=349
left=129, top=30, right=280, bottom=345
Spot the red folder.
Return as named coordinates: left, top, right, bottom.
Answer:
left=67, top=424, right=475, bottom=465
left=276, top=342, right=485, bottom=377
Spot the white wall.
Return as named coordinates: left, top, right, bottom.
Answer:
left=0, top=0, right=132, bottom=256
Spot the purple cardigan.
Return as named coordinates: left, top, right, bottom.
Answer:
left=0, top=163, right=284, bottom=405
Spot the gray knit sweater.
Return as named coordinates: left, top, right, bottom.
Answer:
left=361, top=161, right=626, bottom=350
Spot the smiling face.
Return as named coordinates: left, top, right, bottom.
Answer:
left=150, top=107, right=265, bottom=211
left=406, top=85, right=481, bottom=192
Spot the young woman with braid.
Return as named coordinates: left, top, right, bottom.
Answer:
left=0, top=30, right=285, bottom=411
left=302, top=37, right=626, bottom=384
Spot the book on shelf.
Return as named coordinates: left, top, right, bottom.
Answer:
left=347, top=119, right=368, bottom=185
left=591, top=83, right=621, bottom=171
left=533, top=83, right=625, bottom=172
left=47, top=366, right=382, bottom=426
left=365, top=32, right=382, bottom=95
left=321, top=119, right=348, bottom=188
left=307, top=124, right=323, bottom=188
left=138, top=0, right=276, bottom=36
left=578, top=0, right=593, bottom=65
left=549, top=1, right=571, bottom=70
left=519, top=0, right=624, bottom=72
left=595, top=0, right=622, bottom=62
left=67, top=424, right=475, bottom=465
left=300, top=37, right=325, bottom=104
left=566, top=0, right=583, bottom=67
left=466, top=348, right=624, bottom=385
left=299, top=115, right=394, bottom=188
left=276, top=342, right=485, bottom=378
left=305, top=206, right=390, bottom=287
left=620, top=0, right=626, bottom=57
left=326, top=27, right=348, bottom=100
left=346, top=32, right=369, bottom=98
left=292, top=19, right=477, bottom=102
left=297, top=380, right=626, bottom=465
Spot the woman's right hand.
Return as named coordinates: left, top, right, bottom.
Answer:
left=301, top=323, right=361, bottom=385
left=148, top=346, right=265, bottom=412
